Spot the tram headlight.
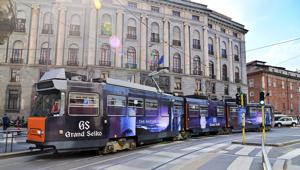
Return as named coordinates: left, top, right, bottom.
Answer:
left=36, top=130, right=44, bottom=135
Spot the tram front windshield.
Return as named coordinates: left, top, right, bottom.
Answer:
left=31, top=91, right=61, bottom=117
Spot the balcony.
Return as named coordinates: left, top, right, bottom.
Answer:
left=208, top=50, right=214, bottom=55
left=151, top=33, right=160, bottom=43
left=41, top=29, right=53, bottom=34
left=99, top=60, right=111, bottom=66
left=10, top=77, right=20, bottom=82
left=235, top=78, right=241, bottom=83
left=67, top=60, right=79, bottom=66
left=10, top=58, right=23, bottom=64
left=234, top=55, right=239, bottom=62
left=150, top=64, right=158, bottom=71
left=173, top=68, right=183, bottom=73
left=172, top=40, right=181, bottom=46
left=127, top=34, right=137, bottom=39
left=125, top=63, right=137, bottom=69
left=210, top=74, right=216, bottom=79
left=39, top=59, right=51, bottom=65
left=222, top=76, right=229, bottom=81
left=193, top=70, right=202, bottom=75
left=193, top=44, right=201, bottom=49
left=69, top=30, right=80, bottom=36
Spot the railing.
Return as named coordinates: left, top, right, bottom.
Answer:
left=193, top=44, right=201, bottom=49
left=67, top=60, right=79, bottom=66
left=10, top=58, right=23, bottom=64
left=193, top=70, right=202, bottom=75
left=223, top=77, right=229, bottom=81
left=235, top=79, right=241, bottom=83
left=125, top=63, right=137, bottom=69
left=39, top=59, right=51, bottom=65
left=261, top=136, right=272, bottom=170
left=173, top=68, right=182, bottom=73
left=210, top=74, right=216, bottom=79
left=172, top=40, right=181, bottom=46
left=69, top=30, right=80, bottom=36
left=208, top=50, right=214, bottom=55
left=99, top=60, right=111, bottom=66
left=0, top=130, right=27, bottom=153
left=126, top=34, right=137, bottom=39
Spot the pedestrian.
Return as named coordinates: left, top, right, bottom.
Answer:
left=21, top=116, right=25, bottom=127
left=2, top=114, right=10, bottom=131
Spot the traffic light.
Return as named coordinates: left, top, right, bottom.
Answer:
left=259, top=91, right=265, bottom=105
left=236, top=93, right=241, bottom=106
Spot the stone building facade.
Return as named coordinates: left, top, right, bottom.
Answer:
left=247, top=60, right=300, bottom=117
left=0, top=0, right=248, bottom=119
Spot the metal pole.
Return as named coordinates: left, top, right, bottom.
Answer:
left=262, top=105, right=266, bottom=144
left=5, top=131, right=8, bottom=153
left=241, top=93, right=245, bottom=144
left=10, top=131, right=13, bottom=152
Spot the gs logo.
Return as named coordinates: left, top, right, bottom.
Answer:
left=79, top=121, right=90, bottom=130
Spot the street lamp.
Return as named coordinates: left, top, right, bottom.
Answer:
left=148, top=68, right=169, bottom=93
left=94, top=0, right=101, bottom=64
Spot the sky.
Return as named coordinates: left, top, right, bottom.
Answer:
left=193, top=0, right=300, bottom=71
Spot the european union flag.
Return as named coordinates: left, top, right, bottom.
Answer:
left=158, top=55, right=164, bottom=66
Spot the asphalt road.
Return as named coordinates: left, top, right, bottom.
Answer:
left=1, top=127, right=300, bottom=170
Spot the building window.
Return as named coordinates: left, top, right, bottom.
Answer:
left=151, top=22, right=160, bottom=43
left=149, top=50, right=159, bottom=71
left=127, top=18, right=137, bottom=39
left=101, top=14, right=112, bottom=36
left=126, top=47, right=137, bottom=69
left=15, top=11, right=26, bottom=32
left=193, top=56, right=202, bottom=75
left=221, top=28, right=226, bottom=33
left=195, top=79, right=201, bottom=92
left=172, top=11, right=180, bottom=17
left=273, top=81, right=276, bottom=87
left=250, top=91, right=254, bottom=97
left=174, top=78, right=182, bottom=90
left=282, top=81, right=285, bottom=89
left=222, top=64, right=228, bottom=81
left=233, top=32, right=238, bottom=37
left=192, top=15, right=199, bottom=21
left=69, top=14, right=80, bottom=36
left=192, top=30, right=201, bottom=49
left=208, top=24, right=212, bottom=29
left=221, top=41, right=227, bottom=58
left=290, top=82, right=293, bottom=90
left=11, top=41, right=24, bottom=64
left=10, top=69, right=20, bottom=82
left=235, top=67, right=240, bottom=83
left=208, top=38, right=214, bottom=55
left=234, top=45, right=239, bottom=62
left=209, top=61, right=215, bottom=79
left=67, top=45, right=79, bottom=66
left=5, top=86, right=21, bottom=112
left=151, top=6, right=159, bottom=13
left=128, top=1, right=137, bottom=8
left=40, top=42, right=51, bottom=65
left=173, top=26, right=181, bottom=46
left=237, top=86, right=241, bottom=93
left=173, top=53, right=182, bottom=73
left=211, top=83, right=216, bottom=94
left=42, top=12, right=53, bottom=34
left=224, top=85, right=229, bottom=95
left=100, top=44, right=111, bottom=66
left=291, top=94, right=293, bottom=99
left=249, top=79, right=254, bottom=87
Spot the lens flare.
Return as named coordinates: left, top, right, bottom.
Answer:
left=109, top=36, right=121, bottom=48
left=94, top=0, right=101, bottom=9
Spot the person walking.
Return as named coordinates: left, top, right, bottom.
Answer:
left=2, top=114, right=10, bottom=131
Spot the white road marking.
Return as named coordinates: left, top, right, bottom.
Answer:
left=235, top=145, right=257, bottom=156
left=225, top=144, right=240, bottom=151
left=256, top=146, right=272, bottom=157
left=227, top=156, right=253, bottom=170
left=279, top=149, right=300, bottom=159
left=200, top=143, right=228, bottom=152
left=182, top=142, right=213, bottom=151
left=272, top=159, right=285, bottom=170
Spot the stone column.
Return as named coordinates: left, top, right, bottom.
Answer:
left=228, top=39, right=233, bottom=82
left=140, top=15, right=147, bottom=70
left=203, top=26, right=209, bottom=77
left=241, top=35, right=247, bottom=84
left=163, top=18, right=169, bottom=68
left=115, top=9, right=124, bottom=68
left=56, top=6, right=66, bottom=65
left=215, top=34, right=220, bottom=80
left=28, top=4, right=39, bottom=64
left=184, top=22, right=190, bottom=75
left=87, top=8, right=96, bottom=65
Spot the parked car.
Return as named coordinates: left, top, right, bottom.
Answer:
left=275, top=117, right=298, bottom=127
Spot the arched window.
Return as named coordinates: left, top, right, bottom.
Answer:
left=193, top=56, right=201, bottom=75
left=69, top=14, right=80, bottom=36
left=101, top=14, right=112, bottom=36
left=209, top=61, right=214, bottom=78
left=11, top=41, right=24, bottom=64
left=40, top=42, right=51, bottom=65
left=151, top=22, right=159, bottom=43
left=235, top=67, right=240, bottom=83
left=67, top=44, right=79, bottom=66
left=15, top=10, right=26, bottom=32
left=173, top=53, right=182, bottom=73
left=208, top=37, right=214, bottom=55
left=221, top=41, right=227, bottom=58
left=149, top=50, right=159, bottom=71
left=173, top=26, right=181, bottom=46
left=127, top=18, right=136, bottom=39
left=222, top=64, right=228, bottom=81
left=42, top=12, right=53, bottom=34
left=100, top=44, right=111, bottom=66
left=234, top=45, right=239, bottom=62
left=126, top=47, right=136, bottom=68
left=192, top=30, right=201, bottom=49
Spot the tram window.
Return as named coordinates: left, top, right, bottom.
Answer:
left=68, top=92, right=99, bottom=116
left=145, top=99, right=158, bottom=116
left=200, top=106, right=208, bottom=117
left=217, top=106, right=224, bottom=117
left=189, top=104, right=200, bottom=117
left=230, top=107, right=238, bottom=117
left=249, top=107, right=259, bottom=117
left=128, top=97, right=144, bottom=116
left=173, top=102, right=183, bottom=117
left=107, top=95, right=126, bottom=116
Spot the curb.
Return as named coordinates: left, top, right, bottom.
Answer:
left=0, top=149, right=41, bottom=159
left=231, top=139, right=300, bottom=147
